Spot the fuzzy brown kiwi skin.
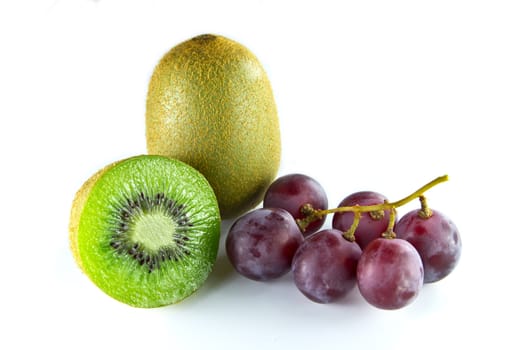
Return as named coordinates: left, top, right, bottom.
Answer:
left=145, top=34, right=281, bottom=219
left=69, top=160, right=121, bottom=271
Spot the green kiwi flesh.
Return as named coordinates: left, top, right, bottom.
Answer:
left=69, top=155, right=221, bottom=308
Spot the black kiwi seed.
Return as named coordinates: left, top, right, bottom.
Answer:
left=109, top=192, right=194, bottom=273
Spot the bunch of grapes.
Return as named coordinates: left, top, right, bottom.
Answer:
left=226, top=174, right=462, bottom=310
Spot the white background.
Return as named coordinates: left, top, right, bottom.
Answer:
left=1, top=0, right=524, bottom=349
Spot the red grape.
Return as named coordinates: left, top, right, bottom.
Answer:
left=292, top=229, right=362, bottom=303
left=226, top=208, right=304, bottom=281
left=395, top=209, right=461, bottom=283
left=332, top=191, right=393, bottom=249
left=263, top=173, right=328, bottom=236
left=357, top=238, right=423, bottom=310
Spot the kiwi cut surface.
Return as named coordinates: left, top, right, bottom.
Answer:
left=69, top=155, right=221, bottom=308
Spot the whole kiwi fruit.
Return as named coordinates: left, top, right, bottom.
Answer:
left=69, top=155, right=221, bottom=308
left=146, top=34, right=281, bottom=219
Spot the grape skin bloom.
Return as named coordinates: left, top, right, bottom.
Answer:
left=395, top=209, right=461, bottom=283
left=332, top=191, right=393, bottom=249
left=226, top=208, right=304, bottom=281
left=292, top=229, right=362, bottom=303
left=357, top=238, right=424, bottom=310
left=263, top=173, right=328, bottom=236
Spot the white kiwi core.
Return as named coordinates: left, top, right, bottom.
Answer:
left=130, top=211, right=177, bottom=251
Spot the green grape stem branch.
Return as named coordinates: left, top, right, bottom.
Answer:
left=297, top=175, right=449, bottom=241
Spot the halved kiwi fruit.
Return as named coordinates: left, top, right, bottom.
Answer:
left=69, top=155, right=221, bottom=308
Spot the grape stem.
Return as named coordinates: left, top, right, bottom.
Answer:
left=418, top=195, right=433, bottom=219
left=343, top=211, right=361, bottom=242
left=296, top=175, right=449, bottom=233
left=380, top=207, right=397, bottom=240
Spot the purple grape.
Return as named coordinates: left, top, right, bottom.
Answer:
left=225, top=208, right=304, bottom=281
left=357, top=238, right=423, bottom=310
left=395, top=209, right=461, bottom=283
left=263, top=173, right=328, bottom=237
left=332, top=191, right=393, bottom=249
left=292, top=229, right=362, bottom=303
